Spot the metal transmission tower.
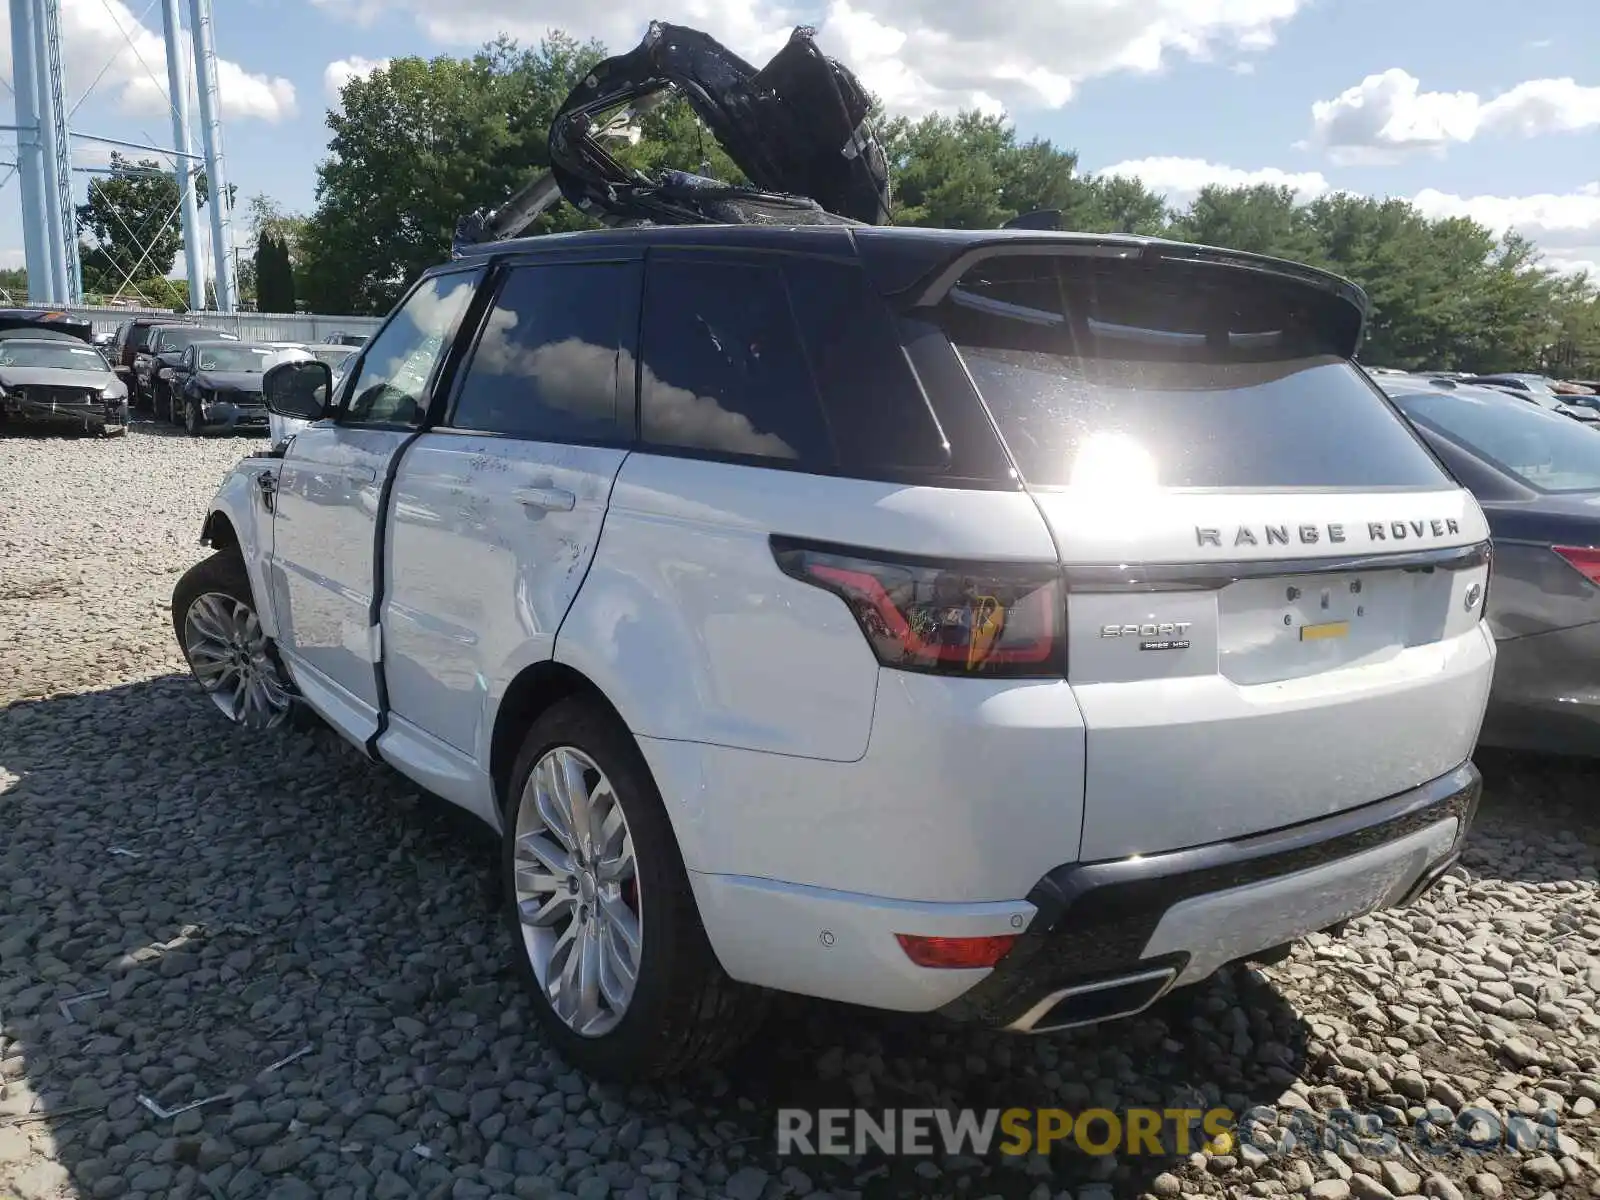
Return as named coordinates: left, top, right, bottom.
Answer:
left=38, top=0, right=80, bottom=302
left=8, top=0, right=53, bottom=302
left=4, top=0, right=237, bottom=307
left=189, top=0, right=236, bottom=312
left=161, top=0, right=205, bottom=309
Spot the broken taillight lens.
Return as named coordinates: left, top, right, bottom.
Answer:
left=1553, top=545, right=1600, bottom=587
left=771, top=537, right=1063, bottom=677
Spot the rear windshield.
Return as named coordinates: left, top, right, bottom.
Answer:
left=939, top=256, right=1449, bottom=489
left=1392, top=386, right=1600, bottom=493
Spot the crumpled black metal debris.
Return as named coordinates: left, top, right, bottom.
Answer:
left=455, top=21, right=890, bottom=248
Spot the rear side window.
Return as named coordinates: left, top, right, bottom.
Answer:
left=640, top=256, right=831, bottom=465
left=1394, top=387, right=1600, bottom=494
left=783, top=258, right=949, bottom=475
left=940, top=255, right=1449, bottom=490
left=451, top=262, right=636, bottom=442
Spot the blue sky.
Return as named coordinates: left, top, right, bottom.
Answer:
left=3, top=0, right=1597, bottom=298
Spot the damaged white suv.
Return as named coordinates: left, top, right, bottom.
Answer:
left=173, top=221, right=1493, bottom=1079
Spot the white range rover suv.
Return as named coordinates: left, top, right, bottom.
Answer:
left=173, top=225, right=1494, bottom=1079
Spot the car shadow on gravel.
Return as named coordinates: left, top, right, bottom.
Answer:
left=5, top=674, right=1311, bottom=1200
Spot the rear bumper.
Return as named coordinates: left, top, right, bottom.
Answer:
left=688, top=760, right=1477, bottom=1019
left=938, top=759, right=1477, bottom=1029
left=1480, top=623, right=1600, bottom=756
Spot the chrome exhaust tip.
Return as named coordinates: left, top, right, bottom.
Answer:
left=1006, top=966, right=1180, bottom=1034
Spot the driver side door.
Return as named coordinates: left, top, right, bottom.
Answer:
left=267, top=268, right=485, bottom=746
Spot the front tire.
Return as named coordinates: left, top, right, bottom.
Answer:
left=184, top=397, right=204, bottom=437
left=502, top=697, right=764, bottom=1080
left=171, top=550, right=297, bottom=730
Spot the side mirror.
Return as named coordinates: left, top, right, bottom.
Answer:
left=264, top=360, right=332, bottom=421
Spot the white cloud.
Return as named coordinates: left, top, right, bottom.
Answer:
left=310, top=0, right=1312, bottom=115
left=1412, top=182, right=1600, bottom=277
left=1093, top=156, right=1331, bottom=205
left=325, top=56, right=391, bottom=103
left=1309, top=68, right=1600, bottom=164
left=0, top=0, right=295, bottom=125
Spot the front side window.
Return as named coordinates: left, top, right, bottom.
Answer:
left=451, top=262, right=634, bottom=441
left=1394, top=387, right=1600, bottom=493
left=344, top=270, right=483, bottom=426
left=639, top=256, right=833, bottom=466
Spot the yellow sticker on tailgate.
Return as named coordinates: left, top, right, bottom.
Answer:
left=1300, top=620, right=1350, bottom=642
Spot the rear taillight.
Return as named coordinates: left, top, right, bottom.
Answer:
left=771, top=537, right=1064, bottom=677
left=895, top=933, right=1018, bottom=969
left=1553, top=545, right=1600, bottom=587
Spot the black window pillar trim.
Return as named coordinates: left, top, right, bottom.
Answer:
left=360, top=262, right=499, bottom=763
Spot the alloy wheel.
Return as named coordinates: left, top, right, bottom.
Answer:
left=181, top=591, right=293, bottom=729
left=512, top=746, right=642, bottom=1037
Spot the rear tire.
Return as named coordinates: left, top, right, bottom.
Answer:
left=502, top=696, right=766, bottom=1080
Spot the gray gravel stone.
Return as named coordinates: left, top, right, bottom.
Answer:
left=2, top=413, right=1598, bottom=1200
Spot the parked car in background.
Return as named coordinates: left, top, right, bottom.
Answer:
left=1380, top=374, right=1600, bottom=756
left=304, top=343, right=357, bottom=373
left=1463, top=373, right=1600, bottom=424
left=325, top=330, right=369, bottom=347
left=0, top=333, right=128, bottom=436
left=110, top=316, right=195, bottom=405
left=140, top=325, right=240, bottom=420
left=173, top=224, right=1491, bottom=1079
left=171, top=341, right=279, bottom=435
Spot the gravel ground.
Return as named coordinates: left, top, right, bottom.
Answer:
left=1, top=421, right=1597, bottom=1200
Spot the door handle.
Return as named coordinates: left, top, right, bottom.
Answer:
left=515, top=486, right=576, bottom=512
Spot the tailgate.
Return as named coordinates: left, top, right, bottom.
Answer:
left=915, top=241, right=1496, bottom=859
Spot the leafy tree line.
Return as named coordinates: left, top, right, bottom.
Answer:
left=61, top=31, right=1600, bottom=374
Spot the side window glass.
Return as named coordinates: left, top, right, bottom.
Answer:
left=782, top=258, right=949, bottom=474
left=640, top=256, right=833, bottom=466
left=344, top=270, right=483, bottom=427
left=451, top=262, right=634, bottom=441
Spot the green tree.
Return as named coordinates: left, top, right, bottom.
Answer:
left=254, top=232, right=296, bottom=312
left=1168, top=184, right=1322, bottom=262
left=76, top=152, right=224, bottom=300
left=300, top=34, right=606, bottom=314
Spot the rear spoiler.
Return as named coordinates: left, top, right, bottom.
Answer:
left=874, top=235, right=1371, bottom=358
